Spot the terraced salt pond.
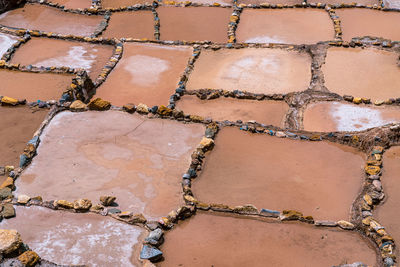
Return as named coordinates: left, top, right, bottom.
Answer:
left=0, top=32, right=18, bottom=58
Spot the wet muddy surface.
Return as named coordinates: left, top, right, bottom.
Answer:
left=0, top=70, right=74, bottom=101
left=16, top=111, right=204, bottom=219
left=192, top=127, right=365, bottom=221
left=337, top=9, right=400, bottom=42
left=1, top=206, right=146, bottom=266
left=303, top=101, right=400, bottom=132
left=157, top=7, right=232, bottom=43
left=51, top=0, right=92, bottom=9
left=159, top=212, right=377, bottom=267
left=95, top=43, right=192, bottom=106
left=186, top=48, right=311, bottom=94
left=383, top=0, right=400, bottom=8
left=176, top=95, right=289, bottom=126
left=323, top=47, right=400, bottom=101
left=236, top=9, right=334, bottom=44
left=237, top=0, right=300, bottom=4
left=10, top=37, right=114, bottom=80
left=102, top=0, right=153, bottom=8
left=101, top=11, right=155, bottom=39
left=0, top=32, right=18, bottom=57
left=0, top=106, right=48, bottom=168
left=0, top=4, right=102, bottom=36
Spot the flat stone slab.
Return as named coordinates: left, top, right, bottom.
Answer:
left=176, top=95, right=289, bottom=126
left=236, top=9, right=334, bottom=44
left=186, top=48, right=311, bottom=94
left=0, top=4, right=103, bottom=36
left=337, top=9, right=400, bottom=42
left=95, top=43, right=192, bottom=106
left=0, top=106, right=48, bottom=168
left=10, top=37, right=114, bottom=80
left=160, top=212, right=377, bottom=266
left=101, top=11, right=155, bottom=39
left=157, top=7, right=232, bottom=43
left=0, top=206, right=146, bottom=266
left=16, top=111, right=204, bottom=219
left=303, top=101, right=400, bottom=132
left=0, top=32, right=19, bottom=58
left=192, top=127, right=365, bottom=221
left=323, top=47, right=400, bottom=101
left=0, top=70, right=74, bottom=102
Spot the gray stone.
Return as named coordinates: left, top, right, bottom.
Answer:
left=0, top=229, right=22, bottom=255
left=140, top=245, right=163, bottom=262
left=315, top=220, right=337, bottom=227
left=107, top=208, right=121, bottom=214
left=0, top=187, right=12, bottom=200
left=145, top=229, right=163, bottom=246
left=2, top=204, right=15, bottom=218
left=372, top=180, right=382, bottom=191
left=260, top=208, right=280, bottom=218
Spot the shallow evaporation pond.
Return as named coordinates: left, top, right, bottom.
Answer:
left=0, top=206, right=146, bottom=266
left=159, top=212, right=377, bottom=266
left=236, top=9, right=334, bottom=44
left=336, top=9, right=400, bottom=42
left=102, top=0, right=157, bottom=7
left=157, top=7, right=232, bottom=43
left=374, top=146, right=400, bottom=257
left=307, top=0, right=377, bottom=4
left=101, top=11, right=155, bottom=39
left=192, top=127, right=365, bottom=221
left=237, top=0, right=301, bottom=5
left=303, top=101, right=400, bottom=132
left=176, top=95, right=289, bottom=126
left=16, top=111, right=204, bottom=219
left=0, top=4, right=103, bottom=36
left=323, top=47, right=400, bottom=101
left=51, top=0, right=92, bottom=9
left=10, top=37, right=114, bottom=80
left=0, top=32, right=19, bottom=58
left=95, top=43, right=192, bottom=106
left=186, top=48, right=311, bottom=94
left=0, top=70, right=74, bottom=102
left=0, top=106, right=48, bottom=173
left=179, top=0, right=232, bottom=5
left=383, top=0, right=400, bottom=8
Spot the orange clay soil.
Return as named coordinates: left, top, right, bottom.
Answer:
left=159, top=212, right=377, bottom=267
left=101, top=11, right=155, bottom=39
left=0, top=70, right=74, bottom=102
left=375, top=146, right=400, bottom=257
left=323, top=47, right=400, bottom=101
left=10, top=37, right=114, bottom=80
left=192, top=127, right=365, bottom=221
left=337, top=9, right=400, bottom=42
left=157, top=7, right=232, bottom=43
left=186, top=48, right=311, bottom=94
left=236, top=9, right=334, bottom=44
left=0, top=106, right=48, bottom=168
left=102, top=0, right=153, bottom=7
left=95, top=43, right=192, bottom=106
left=303, top=101, right=400, bottom=132
left=1, top=206, right=146, bottom=266
left=16, top=111, right=204, bottom=219
left=51, top=0, right=92, bottom=9
left=0, top=4, right=103, bottom=36
left=176, top=95, right=289, bottom=126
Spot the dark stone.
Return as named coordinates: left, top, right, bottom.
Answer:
left=19, top=154, right=29, bottom=168
left=107, top=208, right=121, bottom=214
left=150, top=106, right=158, bottom=114
left=260, top=208, right=280, bottom=218
left=140, top=245, right=163, bottom=262
left=145, top=229, right=163, bottom=246
left=2, top=204, right=16, bottom=218
left=0, top=188, right=12, bottom=200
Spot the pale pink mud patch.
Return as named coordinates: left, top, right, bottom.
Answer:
left=159, top=212, right=377, bottom=267
left=0, top=4, right=103, bottom=36
left=192, top=127, right=365, bottom=221
left=157, top=7, right=232, bottom=43
left=52, top=0, right=92, bottom=9
left=307, top=0, right=377, bottom=4
left=101, top=11, right=155, bottom=39
left=95, top=43, right=192, bottom=106
left=0, top=32, right=19, bottom=58
left=0, top=70, right=74, bottom=102
left=1, top=206, right=146, bottom=266
left=176, top=95, right=289, bottom=126
left=16, top=111, right=204, bottom=219
left=183, top=0, right=232, bottom=5
left=237, top=0, right=300, bottom=5
left=186, top=48, right=311, bottom=94
left=236, top=9, right=334, bottom=44
left=10, top=37, right=114, bottom=81
left=323, top=47, right=400, bottom=101
left=337, top=9, right=400, bottom=42
left=383, top=0, right=400, bottom=8
left=102, top=0, right=155, bottom=7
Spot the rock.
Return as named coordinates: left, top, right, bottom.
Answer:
left=300, top=215, right=314, bottom=224
left=343, top=95, right=353, bottom=102
left=69, top=100, right=87, bottom=111
left=233, top=205, right=258, bottom=215
left=183, top=195, right=198, bottom=204
left=17, top=195, right=31, bottom=205
left=2, top=204, right=15, bottom=218
left=260, top=208, right=280, bottom=218
left=123, top=103, right=136, bottom=113
left=100, top=195, right=116, bottom=206
left=365, top=166, right=381, bottom=176
left=372, top=180, right=382, bottom=191
left=140, top=245, right=163, bottom=262
left=55, top=200, right=74, bottom=209
left=315, top=220, right=338, bottom=227
left=136, top=103, right=149, bottom=114
left=129, top=214, right=147, bottom=224
left=0, top=188, right=12, bottom=200
left=0, top=229, right=22, bottom=255
left=145, top=228, right=163, bottom=246
left=5, top=166, right=14, bottom=173
left=275, top=131, right=286, bottom=138
left=157, top=105, right=172, bottom=116
left=18, top=251, right=40, bottom=267
left=0, top=177, right=14, bottom=190
left=189, top=115, right=203, bottom=122
left=107, top=208, right=121, bottom=214
left=87, top=98, right=111, bottom=111
left=363, top=194, right=373, bottom=206
left=1, top=96, right=18, bottom=106
left=337, top=220, right=355, bottom=230
left=199, top=137, right=214, bottom=151
left=280, top=210, right=303, bottom=221
left=353, top=97, right=362, bottom=104
left=172, top=109, right=184, bottom=118
left=73, top=199, right=92, bottom=211
left=118, top=211, right=132, bottom=218
left=143, top=260, right=157, bottom=267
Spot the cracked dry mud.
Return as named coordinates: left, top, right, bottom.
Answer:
left=0, top=0, right=399, bottom=266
